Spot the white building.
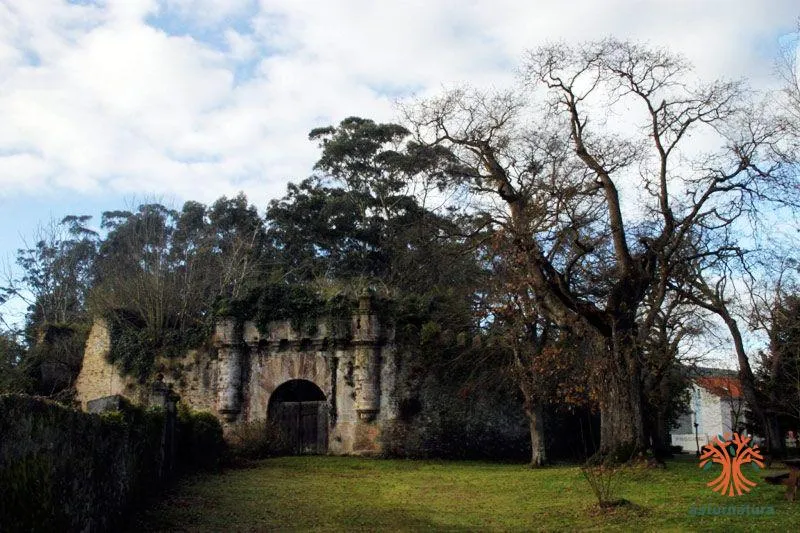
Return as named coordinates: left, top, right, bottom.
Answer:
left=670, top=370, right=746, bottom=453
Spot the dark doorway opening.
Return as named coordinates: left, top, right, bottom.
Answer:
left=268, top=379, right=328, bottom=455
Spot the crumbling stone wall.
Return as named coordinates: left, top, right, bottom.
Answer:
left=381, top=372, right=530, bottom=459
left=74, top=298, right=529, bottom=459
left=74, top=297, right=398, bottom=455
left=74, top=320, right=137, bottom=409
left=74, top=321, right=218, bottom=413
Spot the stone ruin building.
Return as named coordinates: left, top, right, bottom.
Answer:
left=74, top=296, right=398, bottom=455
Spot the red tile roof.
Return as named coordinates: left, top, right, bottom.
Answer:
left=695, top=376, right=743, bottom=399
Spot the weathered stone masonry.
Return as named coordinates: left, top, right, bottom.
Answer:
left=74, top=296, right=398, bottom=455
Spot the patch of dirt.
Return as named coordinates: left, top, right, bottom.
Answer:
left=586, top=499, right=648, bottom=518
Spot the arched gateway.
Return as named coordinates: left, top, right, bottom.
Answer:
left=74, top=296, right=398, bottom=455
left=268, top=379, right=328, bottom=454
left=210, top=295, right=397, bottom=455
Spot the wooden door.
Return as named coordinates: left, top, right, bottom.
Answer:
left=273, top=401, right=328, bottom=454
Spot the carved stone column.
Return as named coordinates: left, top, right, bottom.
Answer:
left=214, top=317, right=244, bottom=421
left=352, top=295, right=381, bottom=421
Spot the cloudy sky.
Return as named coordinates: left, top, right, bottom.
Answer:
left=0, top=0, right=798, bottom=266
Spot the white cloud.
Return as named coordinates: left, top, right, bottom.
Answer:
left=0, top=0, right=797, bottom=208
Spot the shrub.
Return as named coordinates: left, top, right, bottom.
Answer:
left=104, top=312, right=210, bottom=380
left=0, top=395, right=227, bottom=532
left=380, top=379, right=530, bottom=460
left=0, top=395, right=163, bottom=532
left=254, top=284, right=322, bottom=335
left=227, top=419, right=291, bottom=459
left=177, top=408, right=227, bottom=469
left=580, top=455, right=627, bottom=509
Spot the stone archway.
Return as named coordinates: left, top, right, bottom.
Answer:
left=267, top=379, right=328, bottom=455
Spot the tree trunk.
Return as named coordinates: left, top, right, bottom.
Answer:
left=513, top=342, right=549, bottom=468
left=597, top=333, right=647, bottom=461
left=648, top=406, right=673, bottom=460
left=720, top=312, right=785, bottom=458
left=653, top=377, right=674, bottom=459
left=598, top=388, right=640, bottom=460
left=764, top=415, right=786, bottom=460
left=527, top=403, right=547, bottom=467
left=642, top=371, right=674, bottom=459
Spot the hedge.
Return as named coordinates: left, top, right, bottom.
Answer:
left=0, top=394, right=224, bottom=532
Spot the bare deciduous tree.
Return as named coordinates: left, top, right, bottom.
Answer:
left=777, top=20, right=800, bottom=137
left=402, top=39, right=798, bottom=458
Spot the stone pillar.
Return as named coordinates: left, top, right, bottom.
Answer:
left=150, top=373, right=168, bottom=408
left=352, top=295, right=381, bottom=422
left=214, top=317, right=244, bottom=421
left=162, top=385, right=180, bottom=479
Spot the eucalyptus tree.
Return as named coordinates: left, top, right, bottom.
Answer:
left=91, top=197, right=266, bottom=377
left=266, top=117, right=480, bottom=297
left=402, top=40, right=798, bottom=458
left=2, top=216, right=98, bottom=332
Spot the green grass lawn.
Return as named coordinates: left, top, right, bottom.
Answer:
left=131, top=455, right=799, bottom=532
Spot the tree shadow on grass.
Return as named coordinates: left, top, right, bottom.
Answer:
left=130, top=508, right=476, bottom=532
left=334, top=507, right=477, bottom=532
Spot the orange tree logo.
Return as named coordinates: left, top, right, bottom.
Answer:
left=699, top=433, right=764, bottom=497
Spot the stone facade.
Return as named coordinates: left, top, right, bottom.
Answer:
left=73, top=297, right=398, bottom=455
left=74, top=321, right=138, bottom=407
